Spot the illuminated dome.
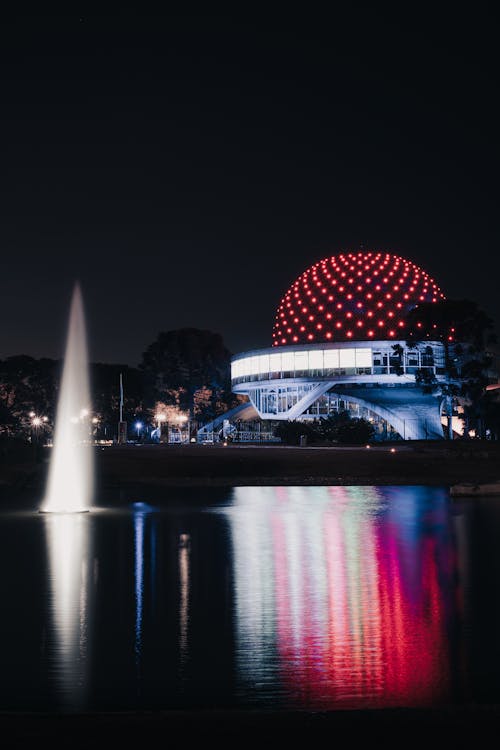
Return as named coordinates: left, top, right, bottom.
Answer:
left=272, top=250, right=445, bottom=346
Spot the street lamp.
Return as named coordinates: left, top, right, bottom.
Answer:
left=30, top=414, right=46, bottom=449
left=155, top=413, right=166, bottom=442
left=135, top=421, right=143, bottom=439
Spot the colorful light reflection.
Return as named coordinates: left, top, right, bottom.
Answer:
left=227, top=486, right=454, bottom=710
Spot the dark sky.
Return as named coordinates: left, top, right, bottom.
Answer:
left=0, top=10, right=498, bottom=366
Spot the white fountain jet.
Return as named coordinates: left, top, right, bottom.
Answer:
left=41, top=283, right=93, bottom=513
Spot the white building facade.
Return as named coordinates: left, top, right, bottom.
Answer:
left=231, top=339, right=448, bottom=440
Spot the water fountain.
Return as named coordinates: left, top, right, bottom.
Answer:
left=40, top=282, right=93, bottom=513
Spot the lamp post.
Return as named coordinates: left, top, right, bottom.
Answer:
left=30, top=413, right=47, bottom=458
left=178, top=414, right=188, bottom=443
left=155, top=413, right=166, bottom=442
left=135, top=421, right=143, bottom=441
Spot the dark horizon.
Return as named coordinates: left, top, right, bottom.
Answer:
left=1, top=10, right=498, bottom=367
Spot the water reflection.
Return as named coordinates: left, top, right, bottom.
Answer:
left=44, top=512, right=93, bottom=711
left=178, top=533, right=191, bottom=682
left=226, top=485, right=454, bottom=709
left=134, top=507, right=145, bottom=665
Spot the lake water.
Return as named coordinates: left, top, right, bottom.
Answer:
left=0, top=484, right=499, bottom=714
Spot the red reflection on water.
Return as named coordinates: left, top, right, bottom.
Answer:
left=264, top=487, right=452, bottom=709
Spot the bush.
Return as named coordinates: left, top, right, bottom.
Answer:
left=274, top=420, right=320, bottom=446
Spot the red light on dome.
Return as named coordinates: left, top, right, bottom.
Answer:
left=272, top=251, right=445, bottom=346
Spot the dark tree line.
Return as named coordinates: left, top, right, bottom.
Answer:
left=0, top=328, right=239, bottom=440
left=403, top=298, right=499, bottom=438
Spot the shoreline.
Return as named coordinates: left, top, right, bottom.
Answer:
left=2, top=441, right=500, bottom=491
left=0, top=705, right=498, bottom=742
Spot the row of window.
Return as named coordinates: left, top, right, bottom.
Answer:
left=232, top=346, right=439, bottom=382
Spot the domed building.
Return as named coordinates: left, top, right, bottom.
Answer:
left=229, top=250, right=451, bottom=440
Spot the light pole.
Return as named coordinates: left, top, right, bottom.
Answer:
left=30, top=413, right=47, bottom=457
left=155, top=413, right=166, bottom=442
left=178, top=414, right=188, bottom=443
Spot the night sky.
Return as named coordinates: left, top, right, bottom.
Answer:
left=0, top=10, right=498, bottom=366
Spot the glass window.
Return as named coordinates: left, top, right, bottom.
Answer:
left=339, top=349, right=356, bottom=368
left=281, top=352, right=295, bottom=372
left=308, top=350, right=324, bottom=370
left=269, top=353, right=282, bottom=372
left=294, top=351, right=308, bottom=371
left=249, top=356, right=259, bottom=375
left=324, top=349, right=339, bottom=368
left=355, top=348, right=372, bottom=368
left=258, top=354, right=270, bottom=375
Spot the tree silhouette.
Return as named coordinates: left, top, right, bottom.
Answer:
left=404, top=299, right=497, bottom=438
left=140, top=328, right=233, bottom=420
